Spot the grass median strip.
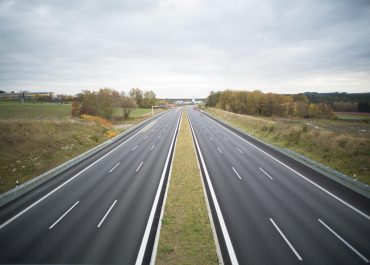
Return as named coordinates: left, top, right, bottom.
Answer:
left=156, top=111, right=219, bottom=265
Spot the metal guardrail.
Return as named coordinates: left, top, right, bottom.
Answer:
left=279, top=147, right=370, bottom=199
left=0, top=111, right=166, bottom=208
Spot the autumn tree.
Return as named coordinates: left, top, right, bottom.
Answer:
left=293, top=94, right=309, bottom=117
left=332, top=102, right=358, bottom=112
left=129, top=88, right=143, bottom=107
left=80, top=90, right=98, bottom=116
left=96, top=88, right=120, bottom=119
left=206, top=91, right=220, bottom=107
left=142, top=90, right=157, bottom=108
left=120, top=96, right=137, bottom=119
left=206, top=90, right=334, bottom=119
left=79, top=88, right=120, bottom=119
left=71, top=100, right=80, bottom=117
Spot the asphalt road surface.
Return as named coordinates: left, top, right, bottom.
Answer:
left=188, top=108, right=370, bottom=265
left=0, top=109, right=181, bottom=264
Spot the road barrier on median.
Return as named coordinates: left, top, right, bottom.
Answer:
left=0, top=111, right=167, bottom=208
left=200, top=110, right=370, bottom=200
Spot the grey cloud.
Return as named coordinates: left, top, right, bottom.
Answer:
left=0, top=0, right=369, bottom=97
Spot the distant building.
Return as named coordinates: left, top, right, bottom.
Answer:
left=0, top=91, right=55, bottom=101
left=0, top=92, right=20, bottom=100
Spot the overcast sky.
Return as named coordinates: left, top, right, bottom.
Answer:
left=0, top=0, right=369, bottom=98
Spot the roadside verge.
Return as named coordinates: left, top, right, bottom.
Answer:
left=0, top=111, right=166, bottom=208
left=201, top=109, right=370, bottom=200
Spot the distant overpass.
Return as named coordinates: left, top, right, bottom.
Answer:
left=162, top=98, right=205, bottom=105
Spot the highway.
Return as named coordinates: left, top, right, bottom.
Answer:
left=188, top=108, right=370, bottom=265
left=0, top=109, right=181, bottom=264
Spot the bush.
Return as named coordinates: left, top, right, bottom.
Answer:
left=80, top=115, right=112, bottom=128
left=105, top=130, right=118, bottom=138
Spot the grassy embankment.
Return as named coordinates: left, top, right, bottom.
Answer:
left=0, top=102, right=159, bottom=194
left=156, top=111, right=218, bottom=265
left=206, top=108, right=370, bottom=185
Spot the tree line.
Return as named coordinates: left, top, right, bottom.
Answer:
left=71, top=88, right=157, bottom=120
left=305, top=92, right=370, bottom=112
left=206, top=90, right=335, bottom=118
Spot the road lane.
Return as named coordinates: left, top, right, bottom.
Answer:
left=0, top=109, right=181, bottom=264
left=188, top=108, right=370, bottom=265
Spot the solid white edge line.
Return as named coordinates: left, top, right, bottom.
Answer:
left=135, top=112, right=181, bottom=265
left=149, top=113, right=182, bottom=265
left=269, top=218, right=303, bottom=261
left=232, top=167, right=242, bottom=180
left=259, top=167, right=273, bottom=180
left=49, top=201, right=79, bottom=229
left=188, top=113, right=224, bottom=264
left=136, top=161, right=144, bottom=172
left=0, top=114, right=153, bottom=230
left=109, top=162, right=120, bottom=173
left=202, top=111, right=370, bottom=222
left=188, top=115, right=239, bottom=265
left=217, top=147, right=223, bottom=154
left=97, top=200, right=117, bottom=228
left=318, top=219, right=369, bottom=263
left=132, top=145, right=138, bottom=151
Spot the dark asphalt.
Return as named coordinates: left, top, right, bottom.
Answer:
left=0, top=109, right=181, bottom=264
left=188, top=108, right=370, bottom=265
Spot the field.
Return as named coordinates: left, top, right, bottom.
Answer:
left=0, top=102, right=162, bottom=194
left=156, top=111, right=218, bottom=265
left=336, top=112, right=370, bottom=121
left=0, top=102, right=161, bottom=121
left=206, top=108, right=370, bottom=185
left=112, top=107, right=164, bottom=123
left=0, top=102, right=71, bottom=120
left=113, top=107, right=151, bottom=119
left=129, top=108, right=152, bottom=118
